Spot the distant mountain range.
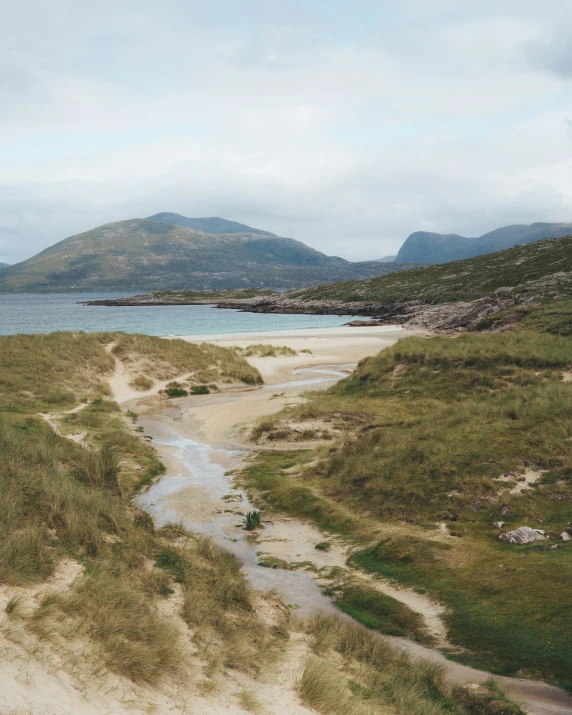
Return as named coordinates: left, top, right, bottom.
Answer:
left=0, top=214, right=420, bottom=293
left=146, top=213, right=277, bottom=237
left=395, top=222, right=572, bottom=263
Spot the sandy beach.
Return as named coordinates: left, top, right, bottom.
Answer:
left=171, top=325, right=410, bottom=446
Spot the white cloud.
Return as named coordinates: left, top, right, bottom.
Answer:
left=1, top=0, right=572, bottom=263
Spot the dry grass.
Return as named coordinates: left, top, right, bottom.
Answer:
left=0, top=331, right=261, bottom=415
left=302, top=614, right=526, bottom=715
left=59, top=565, right=182, bottom=683
left=129, top=375, right=154, bottom=391
left=0, top=415, right=289, bottom=686
left=233, top=344, right=297, bottom=358
left=112, top=334, right=262, bottom=385
left=171, top=534, right=287, bottom=677
left=0, top=332, right=114, bottom=412
left=298, top=656, right=360, bottom=714
left=237, top=687, right=265, bottom=713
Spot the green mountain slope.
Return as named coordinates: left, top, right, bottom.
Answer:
left=146, top=212, right=277, bottom=236
left=396, top=222, right=572, bottom=263
left=286, top=234, right=572, bottom=304
left=0, top=218, right=419, bottom=293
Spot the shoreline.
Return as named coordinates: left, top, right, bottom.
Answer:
left=173, top=323, right=408, bottom=342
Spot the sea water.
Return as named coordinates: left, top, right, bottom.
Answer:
left=0, top=293, right=362, bottom=336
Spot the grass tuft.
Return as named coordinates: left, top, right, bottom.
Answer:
left=243, top=510, right=262, bottom=530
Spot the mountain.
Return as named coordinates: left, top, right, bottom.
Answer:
left=374, top=255, right=396, bottom=263
left=145, top=213, right=277, bottom=236
left=395, top=222, right=572, bottom=263
left=0, top=262, right=9, bottom=269
left=0, top=218, right=420, bottom=293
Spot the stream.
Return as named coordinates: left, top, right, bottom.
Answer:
left=135, top=366, right=350, bottom=614
left=133, top=366, right=572, bottom=715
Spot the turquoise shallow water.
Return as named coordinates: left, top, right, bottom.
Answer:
left=0, top=293, right=362, bottom=336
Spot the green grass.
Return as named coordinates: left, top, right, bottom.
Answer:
left=240, top=452, right=365, bottom=538
left=153, top=288, right=279, bottom=301
left=331, top=583, right=430, bottom=643
left=243, top=510, right=262, bottom=530
left=242, top=329, right=572, bottom=689
left=350, top=537, right=572, bottom=688
left=518, top=296, right=572, bottom=336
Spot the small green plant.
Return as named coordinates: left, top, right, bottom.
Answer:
left=191, top=384, right=210, bottom=395
left=243, top=510, right=262, bottom=530
left=5, top=594, right=25, bottom=617
left=165, top=382, right=188, bottom=397
left=315, top=541, right=331, bottom=551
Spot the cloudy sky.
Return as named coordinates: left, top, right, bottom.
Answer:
left=2, top=0, right=572, bottom=263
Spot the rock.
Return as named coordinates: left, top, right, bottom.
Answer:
left=500, top=507, right=508, bottom=516
left=344, top=320, right=387, bottom=327
left=499, top=526, right=548, bottom=544
left=561, top=531, right=572, bottom=542
left=493, top=521, right=504, bottom=529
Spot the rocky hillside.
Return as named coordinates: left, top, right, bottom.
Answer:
left=0, top=217, right=420, bottom=293
left=396, top=222, right=572, bottom=263
left=0, top=263, right=8, bottom=269
left=216, top=235, right=572, bottom=333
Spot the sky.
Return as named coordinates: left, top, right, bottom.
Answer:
left=2, top=0, right=572, bottom=264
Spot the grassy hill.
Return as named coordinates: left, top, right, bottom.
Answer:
left=0, top=218, right=419, bottom=293
left=396, top=222, right=572, bottom=264
left=287, top=234, right=572, bottom=305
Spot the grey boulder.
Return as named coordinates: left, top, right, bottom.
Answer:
left=499, top=527, right=548, bottom=544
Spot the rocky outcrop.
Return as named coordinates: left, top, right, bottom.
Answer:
left=213, top=270, right=572, bottom=334
left=85, top=267, right=572, bottom=336
left=499, top=527, right=548, bottom=544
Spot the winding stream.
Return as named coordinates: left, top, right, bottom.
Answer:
left=133, top=366, right=572, bottom=715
